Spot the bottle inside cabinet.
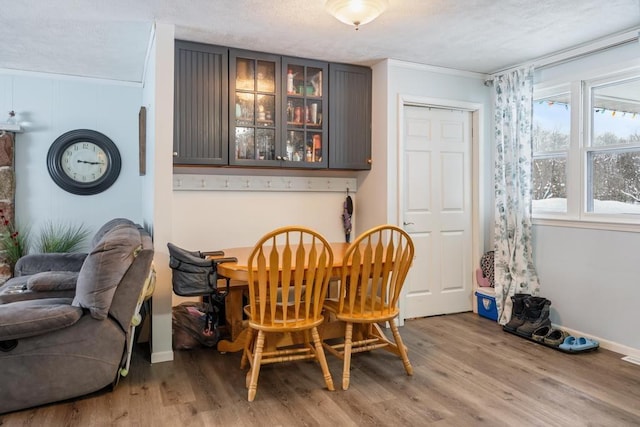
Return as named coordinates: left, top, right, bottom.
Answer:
left=286, top=66, right=322, bottom=97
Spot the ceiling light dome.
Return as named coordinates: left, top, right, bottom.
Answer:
left=325, top=0, right=389, bottom=30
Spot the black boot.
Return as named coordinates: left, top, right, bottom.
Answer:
left=502, top=293, right=531, bottom=332
left=516, top=297, right=551, bottom=337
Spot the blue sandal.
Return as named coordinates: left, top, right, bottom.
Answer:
left=559, top=335, right=599, bottom=352
left=571, top=337, right=599, bottom=351
left=559, top=336, right=576, bottom=351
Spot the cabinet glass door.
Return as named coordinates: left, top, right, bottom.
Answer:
left=283, top=59, right=328, bottom=168
left=230, top=52, right=280, bottom=165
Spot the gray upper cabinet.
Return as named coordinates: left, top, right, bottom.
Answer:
left=174, top=41, right=228, bottom=165
left=328, top=63, right=372, bottom=170
left=173, top=41, right=372, bottom=170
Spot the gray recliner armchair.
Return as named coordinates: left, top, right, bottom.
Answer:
left=0, top=218, right=137, bottom=304
left=0, top=218, right=155, bottom=414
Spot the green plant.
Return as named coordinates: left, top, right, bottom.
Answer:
left=37, top=221, right=90, bottom=253
left=0, top=209, right=30, bottom=272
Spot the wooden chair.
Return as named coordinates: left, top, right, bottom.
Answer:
left=323, top=224, right=415, bottom=390
left=240, top=226, right=335, bottom=401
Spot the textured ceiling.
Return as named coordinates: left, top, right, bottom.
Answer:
left=0, top=0, right=639, bottom=83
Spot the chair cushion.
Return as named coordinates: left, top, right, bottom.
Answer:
left=72, top=223, right=142, bottom=320
left=26, top=271, right=79, bottom=292
left=0, top=298, right=82, bottom=341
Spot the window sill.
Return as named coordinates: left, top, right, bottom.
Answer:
left=532, top=216, right=640, bottom=233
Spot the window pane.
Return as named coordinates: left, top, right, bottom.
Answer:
left=533, top=93, right=570, bottom=214
left=591, top=78, right=640, bottom=147
left=532, top=156, right=567, bottom=213
left=533, top=94, right=571, bottom=152
left=588, top=150, right=640, bottom=214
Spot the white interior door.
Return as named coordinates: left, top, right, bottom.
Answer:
left=401, top=105, right=473, bottom=318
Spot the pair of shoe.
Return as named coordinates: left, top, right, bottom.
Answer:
left=531, top=326, right=569, bottom=347
left=558, top=336, right=599, bottom=352
left=503, top=294, right=552, bottom=337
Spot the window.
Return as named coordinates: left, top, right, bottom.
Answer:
left=586, top=78, right=640, bottom=215
left=532, top=72, right=640, bottom=227
left=532, top=91, right=570, bottom=213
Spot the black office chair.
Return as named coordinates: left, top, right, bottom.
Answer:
left=167, top=243, right=236, bottom=342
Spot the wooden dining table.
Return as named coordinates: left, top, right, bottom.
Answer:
left=213, top=242, right=350, bottom=353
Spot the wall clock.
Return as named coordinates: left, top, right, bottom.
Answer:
left=47, top=129, right=121, bottom=195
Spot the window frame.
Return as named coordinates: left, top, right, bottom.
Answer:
left=532, top=70, right=640, bottom=232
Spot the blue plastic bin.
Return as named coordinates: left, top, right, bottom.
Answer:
left=475, top=290, right=498, bottom=321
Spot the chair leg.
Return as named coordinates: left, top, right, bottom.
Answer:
left=342, top=322, right=354, bottom=390
left=389, top=319, right=413, bottom=376
left=247, top=330, right=265, bottom=402
left=311, top=326, right=335, bottom=391
left=241, top=327, right=255, bottom=370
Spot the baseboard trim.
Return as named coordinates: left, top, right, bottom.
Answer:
left=622, top=356, right=640, bottom=366
left=150, top=350, right=174, bottom=364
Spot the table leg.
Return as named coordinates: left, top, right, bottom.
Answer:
left=218, top=282, right=247, bottom=353
left=218, top=328, right=249, bottom=353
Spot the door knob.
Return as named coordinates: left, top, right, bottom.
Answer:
left=403, top=221, right=414, bottom=226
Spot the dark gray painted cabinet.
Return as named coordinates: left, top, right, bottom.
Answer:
left=329, top=63, right=372, bottom=170
left=173, top=41, right=372, bottom=170
left=173, top=41, right=228, bottom=165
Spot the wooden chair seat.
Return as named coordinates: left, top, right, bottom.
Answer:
left=243, top=303, right=325, bottom=332
left=323, top=298, right=398, bottom=323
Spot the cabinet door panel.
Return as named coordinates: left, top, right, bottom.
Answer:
left=230, top=49, right=280, bottom=167
left=329, top=63, right=372, bottom=170
left=174, top=41, right=228, bottom=165
left=282, top=57, right=328, bottom=168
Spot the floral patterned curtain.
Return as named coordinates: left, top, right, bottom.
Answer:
left=493, top=67, right=540, bottom=325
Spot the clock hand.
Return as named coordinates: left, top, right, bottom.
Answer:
left=77, top=160, right=105, bottom=165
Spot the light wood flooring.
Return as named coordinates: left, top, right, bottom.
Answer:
left=2, top=312, right=639, bottom=426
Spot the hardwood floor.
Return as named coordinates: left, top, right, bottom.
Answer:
left=2, top=312, right=639, bottom=426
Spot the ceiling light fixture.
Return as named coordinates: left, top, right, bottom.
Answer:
left=325, top=0, right=389, bottom=31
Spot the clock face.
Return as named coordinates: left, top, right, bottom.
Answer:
left=61, top=142, right=109, bottom=184
left=47, top=129, right=121, bottom=195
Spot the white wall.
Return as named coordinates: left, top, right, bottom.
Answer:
left=364, top=59, right=493, bottom=324
left=171, top=190, right=354, bottom=250
left=533, top=226, right=640, bottom=353
left=532, top=42, right=640, bottom=356
left=145, top=22, right=177, bottom=363
left=0, top=71, right=144, bottom=245
left=364, top=59, right=493, bottom=251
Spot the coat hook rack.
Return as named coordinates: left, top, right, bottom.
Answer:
left=173, top=174, right=357, bottom=193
